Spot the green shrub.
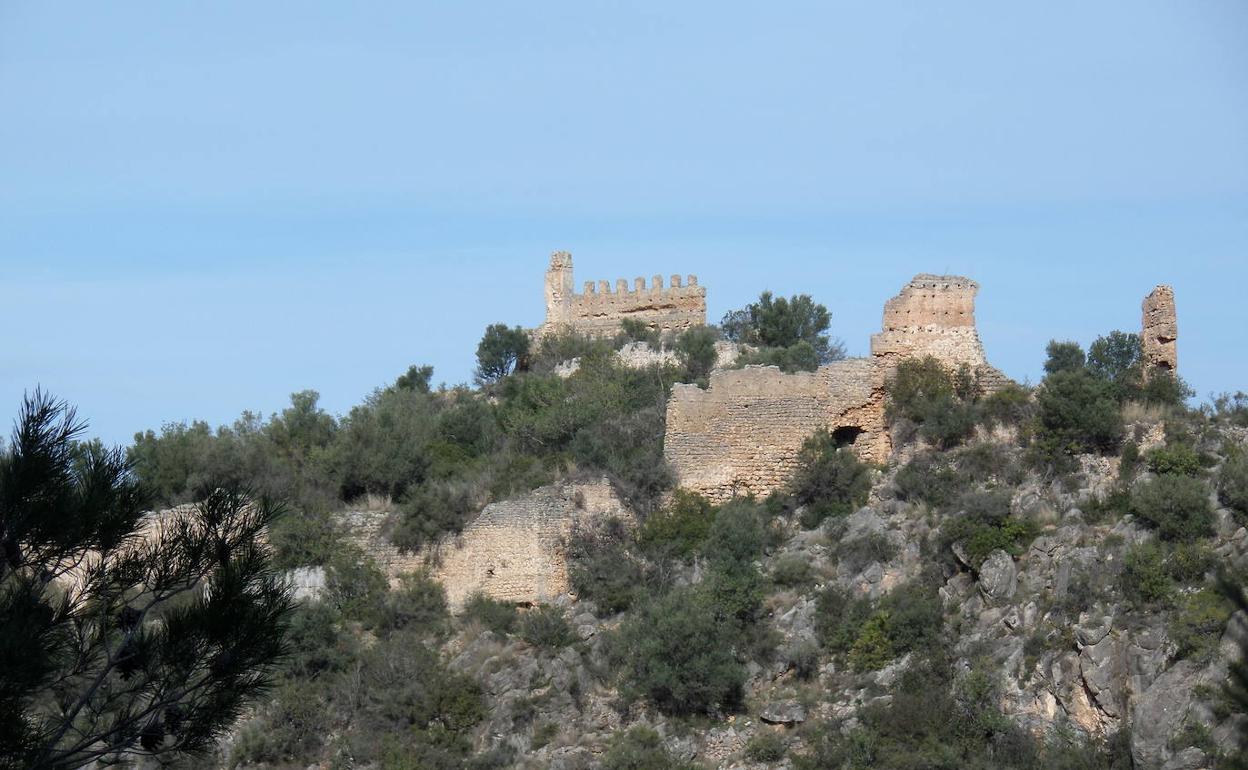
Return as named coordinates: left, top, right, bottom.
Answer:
left=790, top=429, right=872, bottom=528
left=1032, top=369, right=1123, bottom=463
left=1145, top=444, right=1207, bottom=477
left=1219, top=451, right=1248, bottom=521
left=530, top=721, right=558, bottom=750
left=1166, top=541, right=1215, bottom=584
left=721, top=291, right=844, bottom=366
left=519, top=605, right=576, bottom=650
left=942, top=490, right=1038, bottom=565
left=1120, top=543, right=1173, bottom=606
left=745, top=731, right=787, bottom=761
left=601, top=726, right=698, bottom=770
left=815, top=584, right=874, bottom=654
left=771, top=554, right=814, bottom=588
left=786, top=640, right=821, bottom=680
left=1131, top=474, right=1214, bottom=541
left=1141, top=370, right=1194, bottom=407
left=376, top=572, right=449, bottom=635
left=704, top=499, right=769, bottom=571
left=326, top=552, right=389, bottom=626
left=568, top=518, right=645, bottom=615
left=1083, top=488, right=1132, bottom=524
left=978, top=382, right=1034, bottom=428
left=638, top=490, right=718, bottom=560
left=616, top=318, right=661, bottom=349
left=848, top=612, right=895, bottom=670
left=893, top=453, right=964, bottom=509
left=1119, top=440, right=1140, bottom=481
left=674, top=325, right=720, bottom=382
left=1170, top=588, right=1233, bottom=663
left=461, top=592, right=518, bottom=635
left=609, top=587, right=746, bottom=716
left=836, top=532, right=898, bottom=575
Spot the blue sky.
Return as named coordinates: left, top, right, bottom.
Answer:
left=1, top=2, right=1245, bottom=446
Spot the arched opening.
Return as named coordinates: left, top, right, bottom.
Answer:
left=832, top=425, right=864, bottom=448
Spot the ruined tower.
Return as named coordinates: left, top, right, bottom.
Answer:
left=1141, top=285, right=1178, bottom=377
left=544, top=251, right=575, bottom=328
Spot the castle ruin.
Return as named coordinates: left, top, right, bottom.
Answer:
left=1141, top=285, right=1178, bottom=378
left=541, top=251, right=707, bottom=336
left=665, top=274, right=1007, bottom=502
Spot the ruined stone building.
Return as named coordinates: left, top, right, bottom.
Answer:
left=344, top=479, right=630, bottom=609
left=541, top=251, right=707, bottom=336
left=1142, top=285, right=1178, bottom=378
left=665, top=274, right=1008, bottom=502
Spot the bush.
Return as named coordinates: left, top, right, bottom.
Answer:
left=1170, top=588, right=1233, bottom=663
left=1131, top=474, right=1214, bottom=541
left=721, top=291, right=844, bottom=365
left=638, top=490, right=718, bottom=560
left=893, top=453, right=964, bottom=509
left=1166, top=541, right=1215, bottom=584
left=616, top=318, right=661, bottom=349
left=609, top=587, right=746, bottom=716
left=771, top=554, right=815, bottom=588
left=1120, top=544, right=1173, bottom=606
left=568, top=518, right=645, bottom=615
left=942, top=490, right=1039, bottom=565
left=836, top=532, right=898, bottom=575
left=461, top=592, right=518, bottom=635
left=1087, top=331, right=1143, bottom=399
left=1032, top=369, right=1123, bottom=462
left=1141, top=371, right=1194, bottom=407
left=519, top=605, right=576, bottom=649
left=977, top=382, right=1034, bottom=428
left=674, top=325, right=720, bottom=382
left=601, top=726, right=699, bottom=770
left=326, top=552, right=389, bottom=626
left=1219, top=451, right=1248, bottom=520
left=380, top=572, right=449, bottom=635
left=1145, top=444, right=1207, bottom=477
left=745, top=731, right=787, bottom=761
left=790, top=429, right=873, bottom=528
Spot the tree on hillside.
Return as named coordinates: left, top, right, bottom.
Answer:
left=475, top=324, right=531, bottom=385
left=721, top=291, right=844, bottom=371
left=0, top=391, right=293, bottom=769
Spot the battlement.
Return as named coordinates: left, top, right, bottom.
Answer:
left=542, top=251, right=707, bottom=336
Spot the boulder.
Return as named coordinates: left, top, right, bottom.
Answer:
left=979, top=550, right=1017, bottom=603
left=760, top=700, right=807, bottom=725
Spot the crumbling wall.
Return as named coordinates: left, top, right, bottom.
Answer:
left=343, top=479, right=631, bottom=609
left=665, top=273, right=1003, bottom=502
left=542, top=251, right=707, bottom=336
left=1141, top=285, right=1178, bottom=377
left=665, top=360, right=881, bottom=502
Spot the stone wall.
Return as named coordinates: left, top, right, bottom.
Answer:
left=1141, top=285, right=1178, bottom=377
left=343, top=479, right=631, bottom=609
left=665, top=273, right=1004, bottom=502
left=542, top=251, right=707, bottom=336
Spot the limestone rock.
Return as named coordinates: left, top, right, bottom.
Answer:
left=760, top=700, right=807, bottom=725
left=979, top=550, right=1018, bottom=603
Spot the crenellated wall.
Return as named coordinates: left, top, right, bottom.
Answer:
left=542, top=251, right=707, bottom=336
left=665, top=273, right=1007, bottom=502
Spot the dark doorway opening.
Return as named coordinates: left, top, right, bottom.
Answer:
left=832, top=426, right=864, bottom=448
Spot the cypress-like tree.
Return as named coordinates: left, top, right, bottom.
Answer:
left=0, top=391, right=293, bottom=769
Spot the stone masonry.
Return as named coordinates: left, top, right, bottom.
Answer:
left=665, top=274, right=1005, bottom=502
left=541, top=251, right=707, bottom=337
left=344, top=479, right=631, bottom=609
left=1141, top=285, right=1178, bottom=378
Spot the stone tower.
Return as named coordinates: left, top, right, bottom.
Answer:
left=544, top=251, right=574, bottom=327
left=1141, top=285, right=1178, bottom=377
